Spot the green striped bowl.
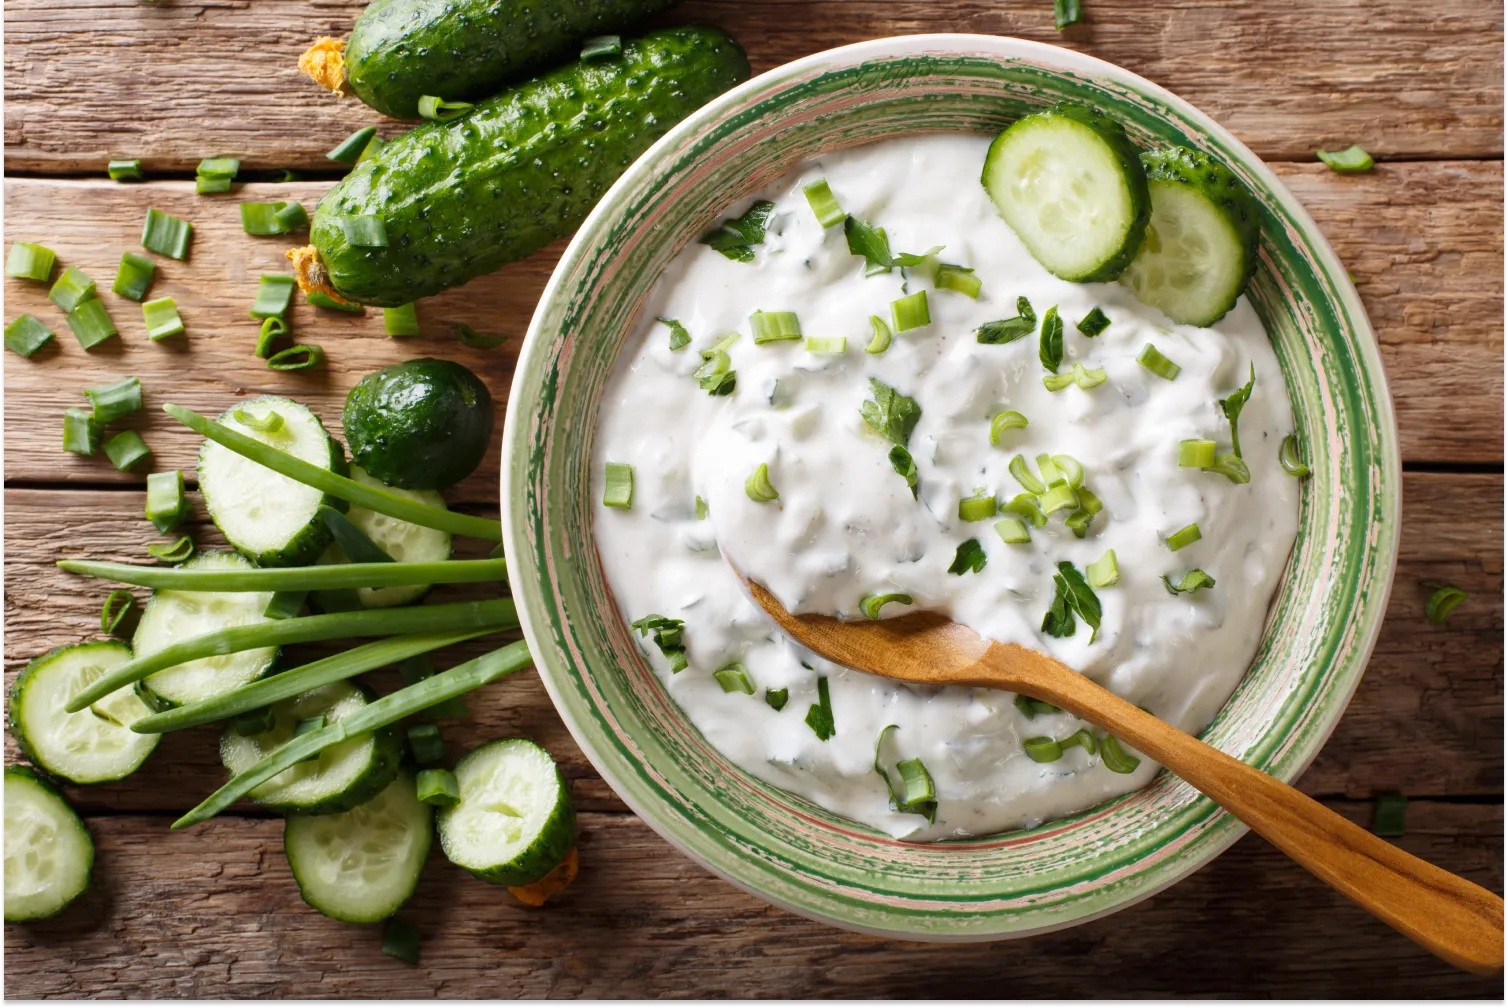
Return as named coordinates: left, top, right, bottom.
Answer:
left=502, top=34, right=1400, bottom=938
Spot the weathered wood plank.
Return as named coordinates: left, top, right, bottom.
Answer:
left=4, top=0, right=1501, bottom=172
left=3, top=162, right=1502, bottom=486
left=2, top=802, right=1500, bottom=999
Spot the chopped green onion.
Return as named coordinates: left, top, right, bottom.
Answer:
left=327, top=126, right=377, bottom=165
left=872, top=725, right=937, bottom=820
left=1039, top=306, right=1064, bottom=372
left=255, top=315, right=290, bottom=358
left=250, top=274, right=295, bottom=319
left=1165, top=523, right=1202, bottom=551
left=744, top=462, right=779, bottom=502
left=142, top=207, right=192, bottom=260
left=859, top=592, right=913, bottom=620
left=1054, top=0, right=1083, bottom=29
left=1044, top=363, right=1106, bottom=392
left=104, top=431, right=151, bottom=472
left=1014, top=695, right=1060, bottom=718
left=406, top=722, right=446, bottom=764
left=1099, top=734, right=1140, bottom=773
left=417, top=95, right=474, bottom=120
left=5, top=315, right=55, bottom=358
left=307, top=290, right=364, bottom=313
left=145, top=470, right=186, bottom=533
left=1064, top=511, right=1093, bottom=538
left=1204, top=455, right=1251, bottom=484
left=337, top=215, right=388, bottom=247
left=146, top=534, right=194, bottom=564
left=896, top=757, right=936, bottom=806
left=238, top=202, right=297, bottom=236
left=1043, top=371, right=1075, bottom=392
left=658, top=317, right=691, bottom=350
left=1001, top=494, right=1047, bottom=527
left=989, top=411, right=1028, bottom=445
left=266, top=345, right=325, bottom=371
left=890, top=290, right=930, bottom=332
left=111, top=252, right=156, bottom=301
left=934, top=263, right=981, bottom=298
left=6, top=242, right=56, bottom=281
left=1279, top=433, right=1310, bottom=479
left=1372, top=794, right=1407, bottom=837
left=1051, top=454, right=1084, bottom=489
left=382, top=920, right=421, bottom=966
left=1076, top=306, right=1110, bottom=336
left=108, top=159, right=144, bottom=182
left=67, top=299, right=118, bottom=349
left=603, top=462, right=634, bottom=508
left=764, top=688, right=788, bottom=711
left=1037, top=452, right=1066, bottom=485
left=1316, top=145, right=1374, bottom=173
left=629, top=614, right=687, bottom=672
left=1023, top=736, right=1063, bottom=762
left=356, top=134, right=386, bottom=163
left=948, top=538, right=987, bottom=575
left=100, top=589, right=140, bottom=636
left=804, top=676, right=835, bottom=741
left=958, top=494, right=997, bottom=522
left=804, top=336, right=846, bottom=354
left=1009, top=454, right=1046, bottom=495
left=695, top=496, right=709, bottom=520
left=579, top=33, right=622, bottom=59
left=1039, top=483, right=1079, bottom=515
left=750, top=310, right=802, bottom=344
left=456, top=323, right=505, bottom=349
left=1137, top=343, right=1180, bottom=380
left=194, top=157, right=240, bottom=194
left=49, top=265, right=97, bottom=312
left=233, top=406, right=284, bottom=433
left=85, top=377, right=142, bottom=424
left=274, top=201, right=310, bottom=232
left=865, top=315, right=892, bottom=355
left=232, top=707, right=276, bottom=736
left=994, top=517, right=1031, bottom=544
left=384, top=303, right=420, bottom=337
left=63, top=408, right=102, bottom=455
left=1425, top=585, right=1468, bottom=625
left=139, top=295, right=183, bottom=340
left=1087, top=550, right=1119, bottom=588
left=802, top=178, right=845, bottom=228
left=1178, top=439, right=1217, bottom=468
left=700, top=200, right=774, bottom=263
left=416, top=768, right=460, bottom=806
left=713, top=662, right=756, bottom=695
left=1163, top=569, right=1216, bottom=594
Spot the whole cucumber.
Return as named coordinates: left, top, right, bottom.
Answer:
left=302, top=26, right=748, bottom=306
left=346, top=0, right=680, bottom=119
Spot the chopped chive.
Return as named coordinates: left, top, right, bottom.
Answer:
left=1204, top=455, right=1251, bottom=485
left=579, top=33, right=622, bottom=59
left=1064, top=510, right=1094, bottom=538
left=1077, top=486, right=1103, bottom=516
left=104, top=430, right=151, bottom=472
left=872, top=725, right=937, bottom=820
left=1009, top=455, right=1046, bottom=495
left=1054, top=0, right=1083, bottom=28
left=406, top=722, right=446, bottom=765
left=994, top=517, right=1031, bottom=544
left=234, top=406, right=284, bottom=433
left=140, top=296, right=184, bottom=340
left=1279, top=433, right=1310, bottom=479
left=86, top=377, right=143, bottom=423
left=307, top=290, right=364, bottom=313
left=603, top=462, right=634, bottom=508
left=255, top=316, right=290, bottom=358
left=958, top=493, right=997, bottom=522
left=804, top=336, right=846, bottom=354
left=750, top=310, right=802, bottom=344
left=989, top=411, right=1028, bottom=445
left=713, top=662, right=756, bottom=695
left=1038, top=306, right=1064, bottom=372
left=108, top=159, right=144, bottom=182
left=146, top=535, right=194, bottom=564
left=1023, top=735, right=1062, bottom=762
left=1060, top=727, right=1097, bottom=754
left=865, top=315, right=892, bottom=354
left=802, top=178, right=845, bottom=228
left=1051, top=454, right=1084, bottom=489
left=934, top=263, right=981, bottom=298
left=1165, top=523, right=1202, bottom=551
left=417, top=95, right=474, bottom=120
left=1163, top=569, right=1215, bottom=594
left=948, top=538, right=987, bottom=576
left=1074, top=364, right=1107, bottom=389
left=1316, top=145, right=1374, bottom=173
left=890, top=290, right=930, bottom=332
left=1087, top=549, right=1119, bottom=588
left=1001, top=493, right=1047, bottom=527
left=5, top=315, right=55, bottom=358
left=977, top=296, right=1037, bottom=344
left=744, top=462, right=779, bottom=502
left=1179, top=439, right=1217, bottom=468
left=1040, top=483, right=1078, bottom=515
left=67, top=299, right=118, bottom=349
left=1076, top=306, right=1110, bottom=336
left=6, top=242, right=56, bottom=281
left=896, top=757, right=936, bottom=807
left=111, top=252, right=157, bottom=301
left=804, top=676, right=835, bottom=741
left=658, top=316, right=691, bottom=351
left=49, top=265, right=97, bottom=312
left=327, top=127, right=377, bottom=165
left=194, top=157, right=240, bottom=193
left=250, top=275, right=296, bottom=319
left=266, top=345, right=324, bottom=371
left=382, top=920, right=421, bottom=965
left=1138, top=343, right=1180, bottom=380
left=764, top=688, right=789, bottom=711
left=1099, top=734, right=1140, bottom=773
left=1372, top=794, right=1407, bottom=837
left=274, top=201, right=310, bottom=233
left=240, top=202, right=284, bottom=236
left=1035, top=452, right=1064, bottom=486
left=384, top=304, right=420, bottom=337
left=1043, top=371, right=1075, bottom=392
left=1425, top=585, right=1468, bottom=625
left=337, top=214, right=388, bottom=247
left=859, top=592, right=912, bottom=620
left=145, top=470, right=186, bottom=533
left=142, top=208, right=193, bottom=260
left=416, top=768, right=460, bottom=807
left=1014, top=694, right=1060, bottom=718
left=100, top=589, right=140, bottom=636
left=63, top=408, right=102, bottom=455
left=456, top=324, right=506, bottom=349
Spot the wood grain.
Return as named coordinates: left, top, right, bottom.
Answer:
left=2, top=803, right=1500, bottom=998
left=3, top=0, right=1501, bottom=172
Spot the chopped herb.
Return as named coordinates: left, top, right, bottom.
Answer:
left=1178, top=439, right=1218, bottom=468
left=802, top=178, right=845, bottom=228
left=887, top=445, right=919, bottom=499
left=234, top=407, right=284, bottom=433
left=977, top=296, right=1037, bottom=344
left=1137, top=343, right=1181, bottom=380
left=250, top=274, right=296, bottom=319
left=142, top=297, right=185, bottom=341
left=994, top=517, right=1031, bottom=544
left=865, top=315, right=893, bottom=354
left=958, top=493, right=997, bottom=522
left=948, top=538, right=987, bottom=576
left=744, top=462, right=779, bottom=502
left=194, top=157, right=240, bottom=194
left=112, top=252, right=157, bottom=301
left=67, top=299, right=118, bottom=349
left=145, top=470, right=187, bottom=533
left=872, top=724, right=937, bottom=822
left=104, top=431, right=151, bottom=471
left=5, top=242, right=55, bottom=282
left=1054, top=0, right=1083, bottom=28
left=255, top=316, right=290, bottom=358
left=1014, top=694, right=1060, bottom=718
left=713, top=662, right=755, bottom=695
left=1316, top=145, right=1374, bottom=173
left=860, top=378, right=921, bottom=447
left=804, top=676, right=835, bottom=741
left=1219, top=363, right=1257, bottom=458
left=1099, top=734, right=1140, bottom=773
left=266, top=345, right=324, bottom=371
left=141, top=207, right=192, bottom=260
left=603, top=462, right=634, bottom=508
left=108, top=159, right=144, bottom=182
left=1076, top=306, right=1110, bottom=336
left=1425, top=585, right=1467, bottom=625
left=630, top=614, right=688, bottom=672
left=843, top=216, right=893, bottom=273
left=1165, top=523, right=1202, bottom=551
left=1087, top=549, right=1119, bottom=588
left=1043, top=363, right=1107, bottom=392
left=1009, top=455, right=1046, bottom=495
left=890, top=290, right=930, bottom=332
left=699, top=200, right=775, bottom=262
left=49, top=266, right=97, bottom=313
left=274, top=202, right=310, bottom=232
left=1055, top=562, right=1101, bottom=637
left=416, top=768, right=461, bottom=807
left=804, top=336, right=846, bottom=354
left=417, top=95, right=474, bottom=120
left=1038, top=305, right=1063, bottom=372
left=240, top=202, right=293, bottom=236
left=384, top=304, right=420, bottom=337
left=85, top=377, right=142, bottom=424
left=1023, top=735, right=1063, bottom=762
left=1001, top=493, right=1047, bottom=527
left=934, top=263, right=981, bottom=298
left=146, top=535, right=194, bottom=564
left=1279, top=433, right=1310, bottom=479
left=750, top=310, right=802, bottom=344
left=1163, top=569, right=1216, bottom=594
left=5, top=315, right=54, bottom=358
left=63, top=408, right=102, bottom=455
left=764, top=688, right=789, bottom=711
left=456, top=323, right=506, bottom=349
left=101, top=589, right=140, bottom=637
left=1204, top=454, right=1251, bottom=485
left=659, top=317, right=692, bottom=351
left=989, top=410, right=1029, bottom=445
left=327, top=126, right=377, bottom=165
left=859, top=592, right=913, bottom=620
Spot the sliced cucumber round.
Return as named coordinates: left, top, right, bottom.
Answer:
left=4, top=766, right=93, bottom=922
left=134, top=551, right=278, bottom=708
left=9, top=642, right=159, bottom=784
left=1120, top=146, right=1260, bottom=327
left=438, top=738, right=575, bottom=886
left=284, top=772, right=432, bottom=923
left=220, top=681, right=403, bottom=815
left=320, top=466, right=453, bottom=609
left=199, top=396, right=348, bottom=568
left=982, top=102, right=1150, bottom=282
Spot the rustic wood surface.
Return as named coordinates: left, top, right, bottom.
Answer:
left=4, top=0, right=1501, bottom=998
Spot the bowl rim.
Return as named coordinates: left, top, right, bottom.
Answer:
left=502, top=32, right=1401, bottom=940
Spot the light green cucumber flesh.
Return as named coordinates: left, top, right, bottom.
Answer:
left=320, top=466, right=452, bottom=608
left=4, top=767, right=93, bottom=922
left=438, top=738, right=574, bottom=886
left=1121, top=180, right=1252, bottom=327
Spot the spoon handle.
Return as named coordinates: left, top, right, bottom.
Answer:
left=986, top=644, right=1504, bottom=976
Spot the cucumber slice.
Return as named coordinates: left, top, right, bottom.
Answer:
left=438, top=739, right=574, bottom=886
left=320, top=466, right=453, bottom=609
left=981, top=102, right=1150, bottom=282
left=9, top=642, right=159, bottom=784
left=1120, top=147, right=1261, bottom=327
left=4, top=766, right=93, bottom=921
left=199, top=396, right=348, bottom=567
left=134, top=551, right=278, bottom=708
left=284, top=773, right=432, bottom=923
left=220, top=681, right=402, bottom=815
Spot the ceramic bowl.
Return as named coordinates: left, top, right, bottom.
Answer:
left=501, top=34, right=1400, bottom=939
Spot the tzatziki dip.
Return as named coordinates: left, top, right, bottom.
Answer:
left=592, top=132, right=1299, bottom=840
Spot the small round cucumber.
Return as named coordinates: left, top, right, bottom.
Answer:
left=321, top=466, right=453, bottom=608
left=342, top=359, right=493, bottom=491
left=135, top=551, right=279, bottom=708
left=284, top=773, right=432, bottom=923
left=982, top=102, right=1151, bottom=282
left=438, top=739, right=575, bottom=886
left=9, top=642, right=159, bottom=785
left=1120, top=146, right=1261, bottom=327
left=199, top=396, right=348, bottom=568
left=4, top=766, right=93, bottom=922
left=220, top=681, right=403, bottom=815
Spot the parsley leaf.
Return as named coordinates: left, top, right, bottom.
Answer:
left=1076, top=306, right=1110, bottom=337
left=805, top=676, right=836, bottom=741
left=860, top=378, right=921, bottom=447
left=658, top=317, right=691, bottom=351
left=947, top=538, right=987, bottom=575
left=887, top=445, right=919, bottom=499
left=978, top=296, right=1037, bottom=345
left=1163, top=570, right=1217, bottom=594
left=699, top=200, right=775, bottom=262
left=1042, top=562, right=1102, bottom=641
left=844, top=216, right=892, bottom=273
left=1038, top=305, right=1064, bottom=372
left=872, top=724, right=937, bottom=823
left=1040, top=579, right=1075, bottom=637
left=1218, top=363, right=1257, bottom=458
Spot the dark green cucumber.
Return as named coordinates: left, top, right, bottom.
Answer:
left=343, top=359, right=493, bottom=490
left=345, top=0, right=680, bottom=119
left=307, top=25, right=749, bottom=306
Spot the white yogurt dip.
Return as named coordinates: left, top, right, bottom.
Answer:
left=592, top=133, right=1299, bottom=840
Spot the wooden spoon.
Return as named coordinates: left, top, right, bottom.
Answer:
left=740, top=576, right=1504, bottom=975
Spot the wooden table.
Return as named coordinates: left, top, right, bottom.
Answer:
left=4, top=1, right=1502, bottom=997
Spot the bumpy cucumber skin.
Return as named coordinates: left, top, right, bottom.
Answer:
left=312, top=25, right=750, bottom=306
left=1140, top=145, right=1261, bottom=314
left=346, top=0, right=680, bottom=119
left=439, top=739, right=576, bottom=886
left=343, top=359, right=494, bottom=490
left=4, top=765, right=93, bottom=922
